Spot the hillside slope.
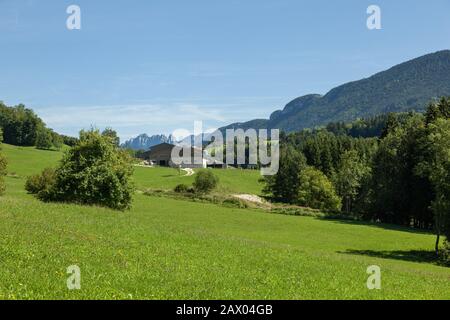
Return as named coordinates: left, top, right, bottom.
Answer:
left=222, top=50, right=450, bottom=132
left=0, top=144, right=449, bottom=299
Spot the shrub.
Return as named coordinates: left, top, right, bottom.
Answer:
left=443, top=240, right=450, bottom=266
left=222, top=197, right=248, bottom=209
left=297, top=167, right=342, bottom=212
left=193, top=170, right=219, bottom=194
left=25, top=174, right=41, bottom=194
left=174, top=184, right=190, bottom=193
left=32, top=129, right=135, bottom=210
left=25, top=168, right=56, bottom=198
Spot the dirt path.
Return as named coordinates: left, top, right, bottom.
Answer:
left=134, top=164, right=153, bottom=168
left=233, top=194, right=266, bottom=205
left=182, top=168, right=195, bottom=176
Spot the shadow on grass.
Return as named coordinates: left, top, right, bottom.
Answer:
left=36, top=148, right=62, bottom=152
left=338, top=249, right=440, bottom=265
left=317, top=216, right=432, bottom=236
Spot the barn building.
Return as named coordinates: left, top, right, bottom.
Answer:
left=140, top=143, right=208, bottom=169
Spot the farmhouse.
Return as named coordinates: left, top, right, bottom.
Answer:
left=140, top=143, right=208, bottom=169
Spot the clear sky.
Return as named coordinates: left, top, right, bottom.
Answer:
left=1, top=0, right=450, bottom=141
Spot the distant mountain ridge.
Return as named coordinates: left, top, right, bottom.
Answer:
left=124, top=50, right=450, bottom=144
left=220, top=50, right=450, bottom=133
left=121, top=134, right=175, bottom=150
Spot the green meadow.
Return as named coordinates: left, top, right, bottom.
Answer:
left=0, top=144, right=449, bottom=299
left=134, top=166, right=263, bottom=195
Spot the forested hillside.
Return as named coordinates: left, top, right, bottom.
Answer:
left=223, top=50, right=450, bottom=133
left=0, top=102, right=63, bottom=150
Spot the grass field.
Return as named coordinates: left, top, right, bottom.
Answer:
left=0, top=144, right=449, bottom=299
left=134, top=166, right=263, bottom=195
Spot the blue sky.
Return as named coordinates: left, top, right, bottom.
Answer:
left=1, top=0, right=450, bottom=141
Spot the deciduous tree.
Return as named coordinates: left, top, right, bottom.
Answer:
left=297, top=167, right=341, bottom=212
left=31, top=129, right=134, bottom=210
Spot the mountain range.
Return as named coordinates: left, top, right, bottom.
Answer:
left=220, top=50, right=450, bottom=132
left=121, top=134, right=175, bottom=150
left=124, top=50, right=450, bottom=149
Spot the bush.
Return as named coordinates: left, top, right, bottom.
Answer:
left=193, top=170, right=219, bottom=194
left=31, top=129, right=135, bottom=210
left=174, top=184, right=190, bottom=193
left=443, top=240, right=450, bottom=266
left=25, top=168, right=56, bottom=198
left=297, top=167, right=342, bottom=212
left=222, top=197, right=248, bottom=209
left=25, top=175, right=41, bottom=194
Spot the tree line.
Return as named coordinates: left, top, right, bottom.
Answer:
left=264, top=97, right=450, bottom=259
left=1, top=98, right=449, bottom=260
left=0, top=102, right=69, bottom=150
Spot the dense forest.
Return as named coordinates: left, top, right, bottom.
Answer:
left=0, top=102, right=66, bottom=150
left=264, top=97, right=450, bottom=259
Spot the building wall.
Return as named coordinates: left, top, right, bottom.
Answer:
left=145, top=143, right=207, bottom=168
